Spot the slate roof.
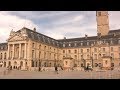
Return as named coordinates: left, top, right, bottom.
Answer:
left=1, top=27, right=120, bottom=50
left=0, top=43, right=8, bottom=51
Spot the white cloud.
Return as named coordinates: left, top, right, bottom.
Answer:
left=0, top=11, right=38, bottom=43
left=1, top=11, right=120, bottom=43
left=109, top=11, right=120, bottom=30
left=73, top=16, right=84, bottom=22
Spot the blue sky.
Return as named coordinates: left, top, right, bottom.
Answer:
left=0, top=11, right=120, bottom=43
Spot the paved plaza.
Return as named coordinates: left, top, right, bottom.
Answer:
left=0, top=69, right=120, bottom=79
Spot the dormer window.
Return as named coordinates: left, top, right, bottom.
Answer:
left=42, top=36, right=45, bottom=42
left=81, top=42, right=83, bottom=46
left=118, top=40, right=120, bottom=44
left=63, top=44, right=65, bottom=47
left=69, top=43, right=71, bottom=47
left=87, top=42, right=89, bottom=46
left=74, top=43, right=77, bottom=47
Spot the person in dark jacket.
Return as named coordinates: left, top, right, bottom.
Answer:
left=55, top=66, right=58, bottom=74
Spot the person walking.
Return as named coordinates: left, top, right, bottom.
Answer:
left=55, top=66, right=58, bottom=74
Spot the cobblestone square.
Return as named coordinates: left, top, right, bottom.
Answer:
left=0, top=69, right=120, bottom=79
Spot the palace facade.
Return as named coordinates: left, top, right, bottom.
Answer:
left=0, top=11, right=120, bottom=71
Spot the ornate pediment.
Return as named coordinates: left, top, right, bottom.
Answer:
left=8, top=35, right=24, bottom=42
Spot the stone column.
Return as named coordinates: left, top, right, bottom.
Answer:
left=19, top=43, right=21, bottom=59
left=12, top=44, right=15, bottom=59
left=7, top=44, right=10, bottom=59
left=24, top=43, right=27, bottom=59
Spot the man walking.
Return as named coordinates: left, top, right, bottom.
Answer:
left=55, top=65, right=59, bottom=74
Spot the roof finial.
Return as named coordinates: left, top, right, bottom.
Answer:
left=33, top=27, right=36, bottom=32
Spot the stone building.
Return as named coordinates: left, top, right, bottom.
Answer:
left=0, top=11, right=120, bottom=71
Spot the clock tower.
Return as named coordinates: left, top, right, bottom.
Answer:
left=96, top=11, right=109, bottom=36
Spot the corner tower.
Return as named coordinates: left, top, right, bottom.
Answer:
left=96, top=11, right=109, bottom=36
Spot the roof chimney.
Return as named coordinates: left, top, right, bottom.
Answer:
left=33, top=28, right=36, bottom=32
left=64, top=37, right=66, bottom=39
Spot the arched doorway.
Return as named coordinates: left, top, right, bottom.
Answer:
left=8, top=61, right=11, bottom=66
left=20, top=61, right=23, bottom=67
left=4, top=62, right=6, bottom=67
left=14, top=61, right=17, bottom=69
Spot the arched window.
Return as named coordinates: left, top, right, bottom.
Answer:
left=68, top=50, right=71, bottom=53
left=32, top=43, right=35, bottom=48
left=14, top=61, right=17, bottom=66
left=49, top=63, right=51, bottom=67
left=39, top=44, right=41, bottom=49
left=26, top=62, right=27, bottom=66
left=44, top=46, right=46, bottom=50
left=4, top=62, right=6, bottom=67
left=74, top=55, right=77, bottom=60
left=0, top=53, right=2, bottom=59
left=94, top=48, right=97, bottom=52
left=36, top=61, right=37, bottom=67
left=81, top=63, right=84, bottom=67
left=39, top=51, right=41, bottom=58
left=50, top=53, right=51, bottom=59
left=63, top=50, right=65, bottom=53
left=105, top=60, right=108, bottom=64
left=31, top=61, right=34, bottom=67
left=87, top=49, right=89, bottom=52
left=4, top=53, right=6, bottom=59
left=8, top=61, right=11, bottom=66
left=20, top=61, right=23, bottom=66
left=22, top=50, right=24, bottom=58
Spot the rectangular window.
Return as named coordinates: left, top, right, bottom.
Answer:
left=94, top=48, right=97, bottom=52
left=118, top=40, right=120, bottom=44
left=111, top=47, right=113, bottom=52
left=119, top=47, right=120, bottom=52
left=39, top=45, right=41, bottom=49
left=103, top=48, right=105, bottom=52
left=32, top=50, right=34, bottom=58
left=81, top=55, right=83, bottom=59
left=74, top=50, right=77, bottom=53
left=63, top=50, right=65, bottom=53
left=94, top=54, right=97, bottom=59
left=87, top=42, right=89, bottom=46
left=87, top=49, right=89, bottom=52
left=32, top=43, right=35, bottom=48
left=111, top=53, right=114, bottom=59
left=87, top=55, right=89, bottom=59
left=103, top=54, right=105, bottom=57
left=68, top=50, right=71, bottom=53
left=74, top=55, right=77, bottom=60
left=81, top=49, right=83, bottom=53
left=119, top=53, right=120, bottom=60
left=44, top=46, right=46, bottom=50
